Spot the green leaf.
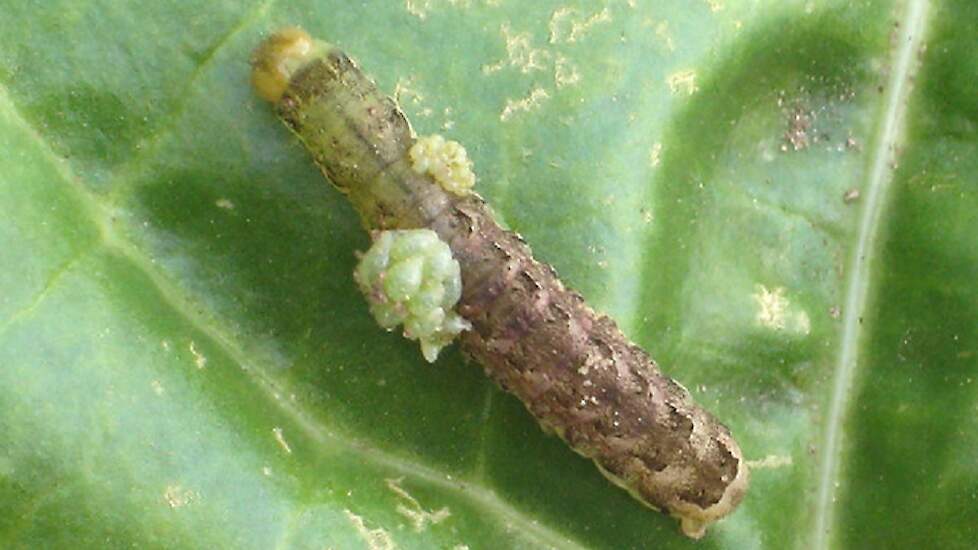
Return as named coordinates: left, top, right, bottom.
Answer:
left=1, top=0, right=976, bottom=548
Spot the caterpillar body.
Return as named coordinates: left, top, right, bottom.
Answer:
left=251, top=27, right=748, bottom=538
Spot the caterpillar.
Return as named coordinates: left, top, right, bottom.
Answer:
left=251, top=27, right=748, bottom=538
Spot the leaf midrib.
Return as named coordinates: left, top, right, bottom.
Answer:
left=811, top=1, right=931, bottom=548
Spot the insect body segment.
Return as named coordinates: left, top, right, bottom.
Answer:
left=252, top=27, right=748, bottom=538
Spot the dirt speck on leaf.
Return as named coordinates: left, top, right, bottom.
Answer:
left=649, top=142, right=662, bottom=167
left=554, top=55, right=581, bottom=88
left=483, top=23, right=550, bottom=75
left=188, top=341, right=207, bottom=369
left=783, top=104, right=814, bottom=151
left=746, top=454, right=793, bottom=469
left=666, top=69, right=699, bottom=96
left=500, top=88, right=549, bottom=121
left=345, top=509, right=398, bottom=550
left=549, top=7, right=611, bottom=44
left=163, top=485, right=197, bottom=509
left=272, top=427, right=292, bottom=454
left=386, top=477, right=451, bottom=532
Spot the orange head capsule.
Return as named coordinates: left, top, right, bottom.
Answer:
left=250, top=27, right=326, bottom=102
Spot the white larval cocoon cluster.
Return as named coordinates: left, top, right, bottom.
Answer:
left=408, top=134, right=476, bottom=195
left=354, top=229, right=471, bottom=362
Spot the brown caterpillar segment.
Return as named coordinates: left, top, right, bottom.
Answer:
left=251, top=28, right=748, bottom=538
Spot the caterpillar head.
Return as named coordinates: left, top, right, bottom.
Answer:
left=251, top=27, right=329, bottom=102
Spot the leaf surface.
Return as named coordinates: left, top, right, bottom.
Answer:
left=1, top=1, right=976, bottom=548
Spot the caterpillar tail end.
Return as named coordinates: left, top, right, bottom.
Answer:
left=251, top=27, right=329, bottom=103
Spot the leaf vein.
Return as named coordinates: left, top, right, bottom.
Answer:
left=812, top=1, right=932, bottom=547
left=105, top=0, right=277, bottom=201
left=0, top=246, right=94, bottom=340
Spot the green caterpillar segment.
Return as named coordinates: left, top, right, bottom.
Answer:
left=252, top=28, right=450, bottom=231
left=354, top=230, right=470, bottom=362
